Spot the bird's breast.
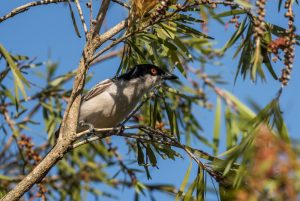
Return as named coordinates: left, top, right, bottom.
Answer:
left=78, top=82, right=147, bottom=131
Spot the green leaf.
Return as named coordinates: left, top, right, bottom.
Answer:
left=129, top=41, right=147, bottom=62
left=175, top=14, right=204, bottom=23
left=173, top=36, right=191, bottom=58
left=0, top=44, right=30, bottom=98
left=174, top=111, right=180, bottom=142
left=221, top=18, right=247, bottom=54
left=235, top=0, right=253, bottom=8
left=268, top=23, right=300, bottom=43
left=151, top=96, right=158, bottom=128
left=175, top=162, right=192, bottom=201
left=213, top=97, right=221, bottom=155
left=11, top=55, right=29, bottom=61
left=175, top=23, right=214, bottom=39
left=263, top=53, right=278, bottom=80
left=137, top=142, right=145, bottom=165
left=214, top=9, right=247, bottom=18
left=169, top=50, right=186, bottom=77
left=0, top=174, right=13, bottom=181
left=251, top=40, right=265, bottom=81
left=164, top=100, right=177, bottom=138
left=146, top=145, right=157, bottom=167
left=157, top=23, right=176, bottom=39
left=196, top=168, right=205, bottom=201
left=49, top=70, right=76, bottom=87
left=278, top=0, right=283, bottom=11
left=157, top=146, right=180, bottom=160
left=234, top=22, right=253, bottom=83
left=223, top=90, right=256, bottom=119
left=135, top=182, right=147, bottom=195
left=183, top=179, right=196, bottom=201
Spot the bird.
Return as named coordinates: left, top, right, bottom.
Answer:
left=56, top=64, right=178, bottom=137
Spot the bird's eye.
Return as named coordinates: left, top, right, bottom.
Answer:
left=150, top=68, right=157, bottom=76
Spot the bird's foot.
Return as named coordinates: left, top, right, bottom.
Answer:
left=79, top=121, right=96, bottom=136
left=116, top=125, right=125, bottom=134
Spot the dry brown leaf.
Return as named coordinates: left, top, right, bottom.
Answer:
left=131, top=0, right=159, bottom=17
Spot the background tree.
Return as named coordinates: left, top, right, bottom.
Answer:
left=0, top=0, right=299, bottom=200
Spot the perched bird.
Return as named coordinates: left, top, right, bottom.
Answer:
left=57, top=64, right=178, bottom=136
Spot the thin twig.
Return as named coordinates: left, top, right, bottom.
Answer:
left=72, top=129, right=227, bottom=184
left=93, top=19, right=128, bottom=50
left=91, top=1, right=192, bottom=63
left=90, top=48, right=123, bottom=66
left=0, top=136, right=14, bottom=159
left=2, top=110, right=27, bottom=175
left=0, top=0, right=68, bottom=23
left=112, top=0, right=131, bottom=9
left=106, top=140, right=137, bottom=183
left=74, top=0, right=88, bottom=38
left=88, top=0, right=93, bottom=31
left=93, top=0, right=110, bottom=35
left=76, top=125, right=141, bottom=139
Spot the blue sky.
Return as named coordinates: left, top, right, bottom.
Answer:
left=1, top=1, right=299, bottom=201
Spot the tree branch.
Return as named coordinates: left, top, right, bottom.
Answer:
left=0, top=0, right=68, bottom=23
left=111, top=0, right=131, bottom=9
left=93, top=0, right=110, bottom=35
left=89, top=48, right=123, bottom=66
left=71, top=126, right=228, bottom=185
left=74, top=0, right=88, bottom=38
left=94, top=19, right=128, bottom=49
left=1, top=8, right=96, bottom=201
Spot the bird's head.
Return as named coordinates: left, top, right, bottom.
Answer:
left=117, top=64, right=178, bottom=89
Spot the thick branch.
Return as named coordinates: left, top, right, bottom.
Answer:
left=93, top=0, right=111, bottom=35
left=0, top=0, right=68, bottom=23
left=1, top=24, right=95, bottom=201
left=94, top=19, right=128, bottom=49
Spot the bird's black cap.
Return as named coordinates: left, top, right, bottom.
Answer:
left=117, top=64, right=178, bottom=80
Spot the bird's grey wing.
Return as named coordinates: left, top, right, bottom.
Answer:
left=82, top=79, right=113, bottom=101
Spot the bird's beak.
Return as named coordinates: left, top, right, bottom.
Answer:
left=163, top=72, right=178, bottom=80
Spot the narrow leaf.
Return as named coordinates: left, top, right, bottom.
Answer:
left=137, top=142, right=145, bottom=165
left=175, top=162, right=192, bottom=201
left=213, top=97, right=221, bottom=155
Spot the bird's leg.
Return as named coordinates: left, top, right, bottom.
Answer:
left=79, top=120, right=96, bottom=136
left=116, top=124, right=125, bottom=135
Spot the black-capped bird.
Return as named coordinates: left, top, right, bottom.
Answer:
left=56, top=64, right=177, bottom=136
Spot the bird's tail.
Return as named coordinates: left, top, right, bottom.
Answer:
left=54, top=125, right=61, bottom=139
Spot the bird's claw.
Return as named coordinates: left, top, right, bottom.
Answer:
left=114, top=124, right=125, bottom=135
left=79, top=121, right=96, bottom=136
left=116, top=125, right=125, bottom=134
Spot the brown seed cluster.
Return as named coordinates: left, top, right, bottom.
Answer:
left=150, top=0, right=170, bottom=22
left=36, top=182, right=48, bottom=198
left=279, top=0, right=296, bottom=86
left=18, top=135, right=42, bottom=165
left=268, top=37, right=287, bottom=57
left=253, top=0, right=266, bottom=44
left=18, top=135, right=47, bottom=198
left=235, top=126, right=300, bottom=201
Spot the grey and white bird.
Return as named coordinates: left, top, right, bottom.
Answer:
left=74, top=64, right=177, bottom=133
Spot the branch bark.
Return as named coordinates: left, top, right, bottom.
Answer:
left=93, top=0, right=111, bottom=35
left=71, top=126, right=228, bottom=185
left=0, top=0, right=68, bottom=23
left=1, top=41, right=93, bottom=201
left=89, top=48, right=123, bottom=66
left=1, top=1, right=115, bottom=200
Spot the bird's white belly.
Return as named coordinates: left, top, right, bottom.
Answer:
left=77, top=90, right=141, bottom=132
